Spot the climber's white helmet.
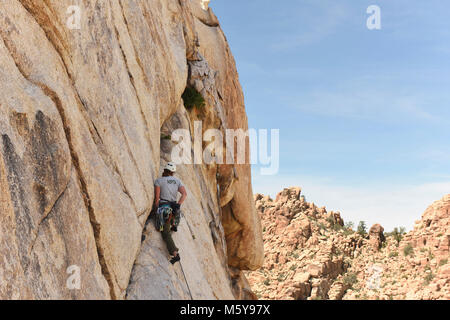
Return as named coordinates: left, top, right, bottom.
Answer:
left=164, top=162, right=177, bottom=173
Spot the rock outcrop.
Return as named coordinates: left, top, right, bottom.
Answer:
left=369, top=224, right=385, bottom=251
left=344, top=194, right=450, bottom=300
left=0, top=0, right=262, bottom=300
left=246, top=188, right=449, bottom=300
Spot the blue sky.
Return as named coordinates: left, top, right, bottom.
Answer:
left=210, top=0, right=450, bottom=231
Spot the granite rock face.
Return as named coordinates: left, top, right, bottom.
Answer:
left=0, top=0, right=262, bottom=300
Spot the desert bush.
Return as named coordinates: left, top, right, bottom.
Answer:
left=345, top=221, right=355, bottom=230
left=326, top=216, right=335, bottom=225
left=387, top=227, right=406, bottom=245
left=388, top=251, right=399, bottom=258
left=343, top=228, right=354, bottom=236
left=403, top=243, right=414, bottom=256
left=333, top=224, right=344, bottom=232
left=357, top=221, right=367, bottom=237
left=160, top=133, right=171, bottom=140
left=277, top=273, right=286, bottom=282
left=343, top=273, right=358, bottom=287
left=182, top=87, right=205, bottom=110
left=424, top=273, right=434, bottom=285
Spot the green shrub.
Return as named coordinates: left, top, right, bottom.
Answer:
left=439, top=259, right=448, bottom=266
left=326, top=216, right=335, bottom=225
left=387, top=227, right=406, bottom=245
left=277, top=273, right=286, bottom=282
left=343, top=273, right=358, bottom=287
left=424, top=273, right=434, bottom=285
left=345, top=221, right=355, bottom=230
left=388, top=251, right=398, bottom=258
left=357, top=221, right=367, bottom=237
left=263, top=279, right=270, bottom=286
left=332, top=222, right=344, bottom=232
left=160, top=133, right=171, bottom=140
left=318, top=222, right=327, bottom=231
left=403, top=243, right=414, bottom=256
left=343, top=228, right=354, bottom=236
left=182, top=87, right=205, bottom=110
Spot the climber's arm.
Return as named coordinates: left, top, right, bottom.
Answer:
left=178, top=186, right=187, bottom=205
left=154, top=186, right=161, bottom=208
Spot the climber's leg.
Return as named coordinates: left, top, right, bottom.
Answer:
left=161, top=220, right=179, bottom=256
left=171, top=209, right=181, bottom=232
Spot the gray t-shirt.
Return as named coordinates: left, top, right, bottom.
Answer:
left=155, top=176, right=184, bottom=203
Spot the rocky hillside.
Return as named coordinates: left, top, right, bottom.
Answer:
left=0, top=0, right=263, bottom=299
left=246, top=188, right=449, bottom=300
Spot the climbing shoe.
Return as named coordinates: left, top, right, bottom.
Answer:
left=170, top=254, right=181, bottom=265
left=171, top=226, right=178, bottom=232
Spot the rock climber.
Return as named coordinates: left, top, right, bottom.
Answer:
left=154, top=162, right=187, bottom=264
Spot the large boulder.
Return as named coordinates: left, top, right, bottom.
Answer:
left=369, top=224, right=385, bottom=251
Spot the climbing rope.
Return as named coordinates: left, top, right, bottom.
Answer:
left=178, top=259, right=194, bottom=300
left=181, top=211, right=196, bottom=240
left=176, top=213, right=194, bottom=299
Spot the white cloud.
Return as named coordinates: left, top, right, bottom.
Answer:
left=252, top=173, right=450, bottom=232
